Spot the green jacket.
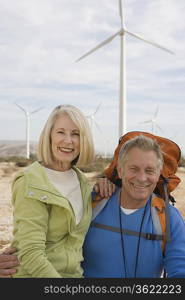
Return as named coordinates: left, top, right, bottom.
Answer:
left=11, top=161, right=92, bottom=278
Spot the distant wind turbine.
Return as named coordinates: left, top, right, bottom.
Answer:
left=86, top=102, right=109, bottom=158
left=86, top=102, right=102, bottom=133
left=15, top=103, right=44, bottom=159
left=140, top=106, right=162, bottom=134
left=76, top=0, right=174, bottom=138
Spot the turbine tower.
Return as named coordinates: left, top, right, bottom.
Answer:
left=76, top=0, right=174, bottom=138
left=15, top=103, right=44, bottom=159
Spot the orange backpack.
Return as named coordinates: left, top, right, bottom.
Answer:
left=93, top=131, right=181, bottom=252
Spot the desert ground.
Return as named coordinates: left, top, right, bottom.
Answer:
left=0, top=162, right=185, bottom=253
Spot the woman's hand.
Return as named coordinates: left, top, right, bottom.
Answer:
left=93, top=177, right=116, bottom=199
left=0, top=247, right=19, bottom=278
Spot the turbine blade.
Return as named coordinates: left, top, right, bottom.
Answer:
left=94, top=102, right=102, bottom=115
left=94, top=120, right=102, bottom=133
left=119, top=0, right=123, bottom=24
left=140, top=120, right=152, bottom=124
left=76, top=30, right=121, bottom=62
left=14, top=102, right=26, bottom=114
left=31, top=107, right=44, bottom=114
left=125, top=29, right=175, bottom=55
left=154, top=106, right=159, bottom=119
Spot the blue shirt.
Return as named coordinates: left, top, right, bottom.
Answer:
left=82, top=189, right=185, bottom=278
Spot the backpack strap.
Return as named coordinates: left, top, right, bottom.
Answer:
left=151, top=187, right=172, bottom=254
left=151, top=195, right=166, bottom=253
left=163, top=178, right=172, bottom=244
left=91, top=221, right=163, bottom=241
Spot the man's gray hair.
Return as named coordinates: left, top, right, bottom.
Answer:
left=118, top=135, right=164, bottom=172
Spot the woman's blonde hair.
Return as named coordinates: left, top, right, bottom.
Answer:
left=37, top=104, right=95, bottom=167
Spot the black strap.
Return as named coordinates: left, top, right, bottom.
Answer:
left=91, top=221, right=163, bottom=241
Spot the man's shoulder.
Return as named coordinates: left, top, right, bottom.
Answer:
left=92, top=188, right=120, bottom=220
left=169, top=203, right=184, bottom=218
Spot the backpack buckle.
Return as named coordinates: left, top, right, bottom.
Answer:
left=145, top=233, right=157, bottom=240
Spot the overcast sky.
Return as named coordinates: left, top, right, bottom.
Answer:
left=0, top=0, right=185, bottom=156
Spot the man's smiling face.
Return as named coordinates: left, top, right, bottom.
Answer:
left=118, top=147, right=160, bottom=208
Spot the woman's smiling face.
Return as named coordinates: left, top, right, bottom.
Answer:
left=50, top=113, right=80, bottom=171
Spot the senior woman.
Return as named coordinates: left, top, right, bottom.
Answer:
left=8, top=104, right=95, bottom=278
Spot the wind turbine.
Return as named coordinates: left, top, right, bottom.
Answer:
left=140, top=106, right=162, bottom=134
left=15, top=103, right=44, bottom=159
left=86, top=102, right=109, bottom=157
left=86, top=102, right=102, bottom=133
left=76, top=0, right=174, bottom=139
